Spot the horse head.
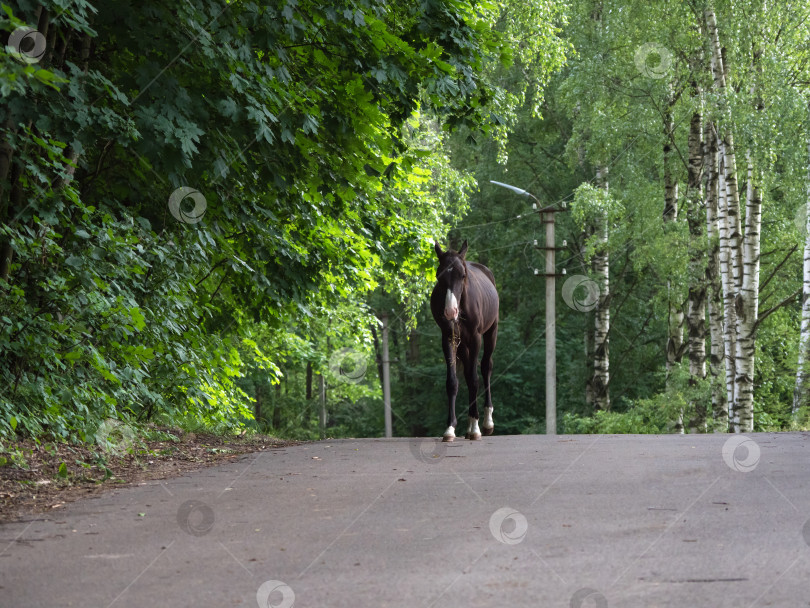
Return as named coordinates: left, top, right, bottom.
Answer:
left=434, top=240, right=468, bottom=322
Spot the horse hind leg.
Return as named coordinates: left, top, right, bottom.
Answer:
left=480, top=324, right=497, bottom=436
left=480, top=408, right=494, bottom=436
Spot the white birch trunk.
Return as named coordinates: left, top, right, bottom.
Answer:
left=707, top=5, right=745, bottom=430
left=793, top=104, right=810, bottom=414
left=591, top=166, right=610, bottom=411
left=725, top=148, right=744, bottom=298
left=686, top=109, right=707, bottom=432
left=585, top=303, right=595, bottom=407
left=717, top=151, right=737, bottom=423
left=663, top=100, right=685, bottom=387
left=733, top=154, right=761, bottom=433
left=704, top=120, right=728, bottom=430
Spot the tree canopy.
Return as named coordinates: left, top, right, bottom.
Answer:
left=0, top=0, right=567, bottom=440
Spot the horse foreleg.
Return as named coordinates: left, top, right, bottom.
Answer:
left=442, top=335, right=459, bottom=442
left=480, top=324, right=497, bottom=436
left=464, top=334, right=482, bottom=440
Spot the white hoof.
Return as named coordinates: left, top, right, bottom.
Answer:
left=467, top=418, right=481, bottom=441
left=442, top=426, right=456, bottom=442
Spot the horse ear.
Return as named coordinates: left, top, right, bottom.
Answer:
left=458, top=240, right=468, bottom=259
left=434, top=242, right=443, bottom=258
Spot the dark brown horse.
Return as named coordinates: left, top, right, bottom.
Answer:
left=431, top=240, right=499, bottom=441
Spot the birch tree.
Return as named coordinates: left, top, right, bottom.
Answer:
left=734, top=153, right=762, bottom=433
left=592, top=167, right=611, bottom=411
left=663, top=93, right=686, bottom=389
left=521, top=0, right=809, bottom=430
left=795, top=102, right=810, bottom=414
left=706, top=4, right=750, bottom=430
left=704, top=121, right=728, bottom=429
left=685, top=105, right=708, bottom=432
left=572, top=176, right=614, bottom=412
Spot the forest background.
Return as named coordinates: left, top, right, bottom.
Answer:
left=2, top=0, right=810, bottom=448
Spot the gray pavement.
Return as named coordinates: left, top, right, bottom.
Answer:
left=2, top=433, right=810, bottom=607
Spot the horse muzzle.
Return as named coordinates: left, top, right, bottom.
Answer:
left=444, top=289, right=459, bottom=321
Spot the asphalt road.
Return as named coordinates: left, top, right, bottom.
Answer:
left=2, top=433, right=810, bottom=608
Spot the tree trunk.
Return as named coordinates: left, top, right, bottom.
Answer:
left=391, top=318, right=406, bottom=383
left=733, top=154, right=761, bottom=432
left=583, top=220, right=595, bottom=407
left=718, top=153, right=738, bottom=425
left=0, top=117, right=15, bottom=219
left=685, top=109, right=707, bottom=432
left=704, top=121, right=728, bottom=430
left=408, top=327, right=420, bottom=362
left=254, top=386, right=263, bottom=424
left=0, top=126, right=23, bottom=282
left=794, top=108, right=810, bottom=414
left=730, top=36, right=766, bottom=433
left=706, top=5, right=761, bottom=432
left=591, top=166, right=610, bottom=411
left=272, top=382, right=282, bottom=430
left=371, top=322, right=384, bottom=391
left=707, top=5, right=743, bottom=428
left=319, top=373, right=326, bottom=439
left=663, top=97, right=685, bottom=388
left=585, top=308, right=595, bottom=407
left=306, top=361, right=313, bottom=401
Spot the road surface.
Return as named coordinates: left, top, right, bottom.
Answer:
left=2, top=433, right=810, bottom=607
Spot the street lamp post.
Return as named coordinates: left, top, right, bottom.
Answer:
left=490, top=181, right=566, bottom=435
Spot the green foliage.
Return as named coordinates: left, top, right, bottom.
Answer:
left=561, top=406, right=667, bottom=434
left=1, top=0, right=573, bottom=442
left=789, top=406, right=810, bottom=431
left=571, top=182, right=622, bottom=227
left=0, top=443, right=28, bottom=468
left=562, top=364, right=703, bottom=434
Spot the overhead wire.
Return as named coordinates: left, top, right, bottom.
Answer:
left=455, top=108, right=695, bottom=277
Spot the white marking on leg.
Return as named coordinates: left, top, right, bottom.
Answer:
left=443, top=426, right=456, bottom=440
left=467, top=418, right=481, bottom=440
left=444, top=289, right=458, bottom=320
left=482, top=407, right=494, bottom=430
